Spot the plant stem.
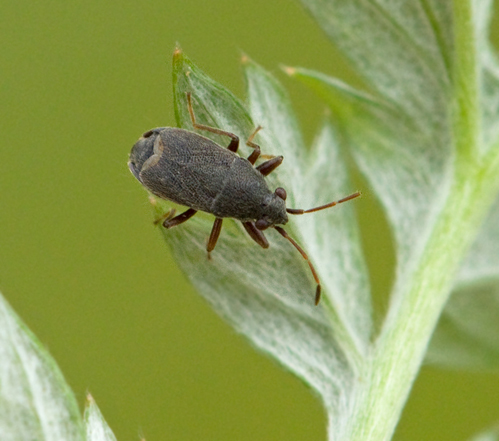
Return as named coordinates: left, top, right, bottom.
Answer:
left=345, top=155, right=499, bottom=441
left=452, top=0, right=479, bottom=160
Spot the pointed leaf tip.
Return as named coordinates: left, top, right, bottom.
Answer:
left=281, top=65, right=296, bottom=76
left=84, top=394, right=117, bottom=441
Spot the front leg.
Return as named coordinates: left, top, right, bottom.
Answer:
left=242, top=221, right=269, bottom=248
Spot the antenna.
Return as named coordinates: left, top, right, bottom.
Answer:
left=286, top=191, right=361, bottom=215
left=278, top=190, right=361, bottom=304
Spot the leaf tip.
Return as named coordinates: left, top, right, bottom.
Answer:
left=281, top=65, right=296, bottom=76
left=86, top=392, right=95, bottom=406
left=173, top=44, right=182, bottom=57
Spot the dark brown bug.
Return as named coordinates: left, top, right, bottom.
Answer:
left=128, top=92, right=360, bottom=304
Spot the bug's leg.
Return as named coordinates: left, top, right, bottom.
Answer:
left=207, top=218, right=223, bottom=259
left=246, top=126, right=263, bottom=165
left=186, top=92, right=239, bottom=152
left=274, top=226, right=322, bottom=305
left=286, top=191, right=361, bottom=215
left=256, top=156, right=284, bottom=176
left=162, top=208, right=197, bottom=229
left=242, top=221, right=269, bottom=248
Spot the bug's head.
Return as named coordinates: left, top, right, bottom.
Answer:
left=255, top=187, right=288, bottom=230
left=128, top=128, right=164, bottom=182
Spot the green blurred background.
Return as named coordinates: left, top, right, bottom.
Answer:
left=2, top=1, right=499, bottom=440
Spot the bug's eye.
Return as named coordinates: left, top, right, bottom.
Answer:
left=255, top=219, right=270, bottom=230
left=142, top=130, right=154, bottom=138
left=275, top=187, right=287, bottom=200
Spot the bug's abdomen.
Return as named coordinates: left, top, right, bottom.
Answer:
left=211, top=157, right=272, bottom=221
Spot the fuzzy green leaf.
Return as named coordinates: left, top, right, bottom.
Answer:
left=0, top=291, right=84, bottom=441
left=288, top=60, right=453, bottom=306
left=296, top=0, right=453, bottom=124
left=243, top=59, right=371, bottom=349
left=149, top=50, right=369, bottom=426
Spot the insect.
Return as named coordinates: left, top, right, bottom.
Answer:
left=128, top=92, right=360, bottom=304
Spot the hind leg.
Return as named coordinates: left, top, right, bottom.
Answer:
left=161, top=208, right=197, bottom=229
left=206, top=218, right=223, bottom=259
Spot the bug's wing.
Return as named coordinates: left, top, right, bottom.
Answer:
left=141, top=128, right=237, bottom=212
